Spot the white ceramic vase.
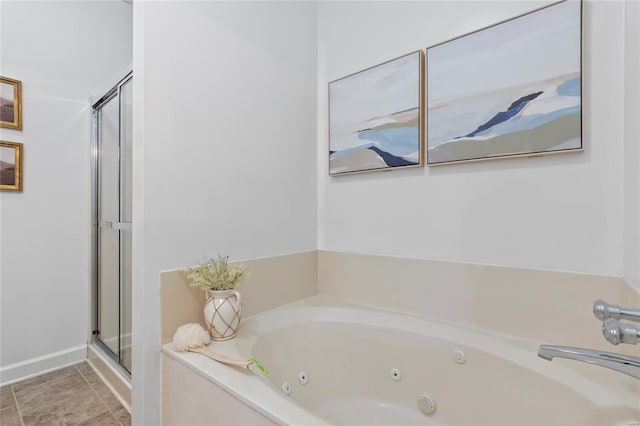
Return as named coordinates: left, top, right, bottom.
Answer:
left=203, top=289, right=243, bottom=340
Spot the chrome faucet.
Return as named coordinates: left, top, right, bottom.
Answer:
left=537, top=345, right=640, bottom=379
left=537, top=299, right=640, bottom=380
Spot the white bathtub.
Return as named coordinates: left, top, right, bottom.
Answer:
left=162, top=296, right=640, bottom=425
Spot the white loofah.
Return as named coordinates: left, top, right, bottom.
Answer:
left=173, top=323, right=211, bottom=352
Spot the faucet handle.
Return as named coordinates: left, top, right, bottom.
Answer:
left=593, top=299, right=640, bottom=322
left=602, top=319, right=640, bottom=345
left=593, top=299, right=617, bottom=320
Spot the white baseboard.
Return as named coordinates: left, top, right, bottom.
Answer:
left=0, top=345, right=87, bottom=386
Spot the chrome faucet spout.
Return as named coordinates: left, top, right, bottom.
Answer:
left=538, top=345, right=640, bottom=380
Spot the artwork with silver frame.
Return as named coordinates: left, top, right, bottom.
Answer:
left=426, top=0, right=582, bottom=165
left=0, top=76, right=22, bottom=130
left=0, top=140, right=23, bottom=192
left=329, top=50, right=424, bottom=175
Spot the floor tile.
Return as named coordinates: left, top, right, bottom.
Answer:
left=21, top=392, right=107, bottom=426
left=11, top=366, right=78, bottom=394
left=111, top=406, right=130, bottom=426
left=100, top=393, right=123, bottom=414
left=75, top=362, right=94, bottom=378
left=8, top=361, right=128, bottom=426
left=0, top=386, right=15, bottom=410
left=76, top=412, right=120, bottom=426
left=15, top=373, right=91, bottom=417
left=79, top=373, right=121, bottom=413
left=0, top=405, right=22, bottom=426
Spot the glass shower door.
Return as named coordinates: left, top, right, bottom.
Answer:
left=94, top=73, right=132, bottom=374
left=97, top=93, right=120, bottom=358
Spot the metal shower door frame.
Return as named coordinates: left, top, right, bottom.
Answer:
left=90, top=71, right=133, bottom=377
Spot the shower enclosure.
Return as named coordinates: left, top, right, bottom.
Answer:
left=91, top=72, right=132, bottom=375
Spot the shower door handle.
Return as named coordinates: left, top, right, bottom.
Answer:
left=99, top=221, right=132, bottom=231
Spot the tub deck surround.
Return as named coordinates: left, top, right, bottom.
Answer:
left=318, top=250, right=639, bottom=353
left=162, top=296, right=639, bottom=425
left=162, top=342, right=327, bottom=426
left=160, top=250, right=639, bottom=350
left=159, top=250, right=318, bottom=345
left=160, top=250, right=640, bottom=423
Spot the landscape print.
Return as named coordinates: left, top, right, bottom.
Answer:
left=0, top=77, right=22, bottom=129
left=329, top=51, right=422, bottom=175
left=0, top=83, right=15, bottom=123
left=427, top=0, right=582, bottom=165
left=0, top=141, right=22, bottom=191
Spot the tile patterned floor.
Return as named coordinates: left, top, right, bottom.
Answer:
left=0, top=362, right=130, bottom=426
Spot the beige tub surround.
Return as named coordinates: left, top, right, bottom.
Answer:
left=623, top=280, right=640, bottom=318
left=162, top=296, right=639, bottom=425
left=163, top=347, right=324, bottom=426
left=160, top=251, right=319, bottom=425
left=160, top=251, right=318, bottom=346
left=318, top=250, right=638, bottom=352
left=160, top=250, right=640, bottom=424
left=621, top=280, right=640, bottom=395
left=161, top=250, right=639, bottom=351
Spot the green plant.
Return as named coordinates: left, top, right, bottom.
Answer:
left=184, top=255, right=250, bottom=291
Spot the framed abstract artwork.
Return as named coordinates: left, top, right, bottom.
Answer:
left=329, top=50, right=423, bottom=175
left=426, top=0, right=582, bottom=165
left=0, top=76, right=22, bottom=130
left=0, top=141, right=23, bottom=192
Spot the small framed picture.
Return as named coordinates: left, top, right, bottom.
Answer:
left=329, top=50, right=424, bottom=175
left=0, top=141, right=23, bottom=192
left=1, top=76, right=23, bottom=130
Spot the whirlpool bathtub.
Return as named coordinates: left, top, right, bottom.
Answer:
left=162, top=296, right=640, bottom=425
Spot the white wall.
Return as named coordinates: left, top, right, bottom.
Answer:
left=132, top=2, right=318, bottom=423
left=0, top=1, right=132, bottom=382
left=317, top=1, right=627, bottom=277
left=133, top=0, right=637, bottom=422
left=623, top=0, right=640, bottom=291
